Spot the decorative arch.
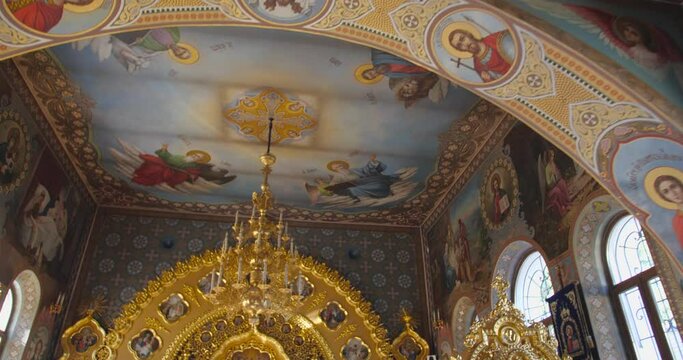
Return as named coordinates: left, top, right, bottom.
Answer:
left=60, top=250, right=394, bottom=359
left=491, top=238, right=558, bottom=306
left=0, top=269, right=40, bottom=360
left=451, top=296, right=475, bottom=355
left=570, top=193, right=628, bottom=360
left=0, top=0, right=680, bottom=270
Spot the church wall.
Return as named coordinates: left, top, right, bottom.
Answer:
left=426, top=122, right=600, bottom=356
left=0, top=69, right=96, bottom=359
left=75, top=209, right=425, bottom=339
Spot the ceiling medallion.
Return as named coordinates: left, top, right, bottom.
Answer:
left=207, top=115, right=304, bottom=324
left=224, top=88, right=317, bottom=145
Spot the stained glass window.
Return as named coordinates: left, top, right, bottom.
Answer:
left=514, top=251, right=553, bottom=323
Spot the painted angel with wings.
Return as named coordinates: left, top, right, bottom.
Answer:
left=521, top=1, right=683, bottom=85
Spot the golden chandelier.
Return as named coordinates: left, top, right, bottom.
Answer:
left=206, top=115, right=304, bottom=324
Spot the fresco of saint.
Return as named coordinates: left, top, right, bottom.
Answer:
left=539, top=149, right=571, bottom=218
left=646, top=171, right=683, bottom=249
left=446, top=28, right=515, bottom=83
left=7, top=0, right=96, bottom=33
left=304, top=155, right=417, bottom=209
left=21, top=183, right=68, bottom=264
left=73, top=28, right=198, bottom=73
left=357, top=49, right=451, bottom=108
left=111, top=140, right=235, bottom=194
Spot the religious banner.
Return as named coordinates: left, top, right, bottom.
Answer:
left=547, top=282, right=599, bottom=359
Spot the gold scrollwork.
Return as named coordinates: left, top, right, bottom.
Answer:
left=0, top=16, right=42, bottom=46
left=569, top=101, right=656, bottom=169
left=392, top=310, right=430, bottom=360
left=202, top=0, right=254, bottom=21
left=483, top=31, right=555, bottom=100
left=310, top=0, right=374, bottom=30
left=111, top=0, right=159, bottom=26
left=389, top=0, right=465, bottom=65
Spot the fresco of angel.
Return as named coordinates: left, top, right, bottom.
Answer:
left=20, top=183, right=68, bottom=263
left=520, top=1, right=683, bottom=86
left=110, top=139, right=235, bottom=194
left=355, top=49, right=453, bottom=108
left=304, top=154, right=417, bottom=209
left=72, top=27, right=198, bottom=73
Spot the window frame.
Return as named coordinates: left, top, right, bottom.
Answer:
left=0, top=285, right=16, bottom=355
left=602, top=212, right=676, bottom=360
left=512, top=248, right=553, bottom=326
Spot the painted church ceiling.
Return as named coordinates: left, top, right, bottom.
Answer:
left=11, top=26, right=514, bottom=226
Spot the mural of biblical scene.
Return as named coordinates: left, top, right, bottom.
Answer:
left=51, top=26, right=481, bottom=214
left=243, top=0, right=326, bottom=24
left=341, top=337, right=370, bottom=360
left=304, top=155, right=417, bottom=209
left=73, top=28, right=199, bottom=74
left=5, top=0, right=113, bottom=36
left=70, top=326, right=98, bottom=353
left=16, top=149, right=90, bottom=278
left=130, top=329, right=161, bottom=359
left=431, top=9, right=518, bottom=84
left=0, top=111, right=30, bottom=193
left=319, top=302, right=346, bottom=330
left=505, top=125, right=596, bottom=258
left=355, top=49, right=453, bottom=108
left=511, top=0, right=683, bottom=107
left=612, top=137, right=683, bottom=265
left=111, top=140, right=236, bottom=193
left=159, top=293, right=189, bottom=323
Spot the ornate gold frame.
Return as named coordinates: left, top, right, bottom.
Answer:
left=59, top=310, right=108, bottom=359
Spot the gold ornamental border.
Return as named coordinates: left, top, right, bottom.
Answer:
left=101, top=249, right=394, bottom=358
left=0, top=109, right=31, bottom=194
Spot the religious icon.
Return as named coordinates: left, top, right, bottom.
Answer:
left=480, top=157, right=519, bottom=230
left=319, top=302, right=347, bottom=330
left=645, top=167, right=683, bottom=249
left=243, top=0, right=325, bottom=24
left=304, top=155, right=417, bottom=209
left=73, top=28, right=199, bottom=73
left=563, top=323, right=581, bottom=354
left=354, top=49, right=452, bottom=108
left=70, top=327, right=98, bottom=353
left=0, top=112, right=29, bottom=193
left=5, top=0, right=111, bottom=34
left=110, top=139, right=235, bottom=193
left=538, top=149, right=571, bottom=218
left=159, top=293, right=189, bottom=323
left=431, top=9, right=518, bottom=84
left=341, top=337, right=370, bottom=360
left=398, top=337, right=422, bottom=360
left=443, top=218, right=474, bottom=290
left=129, top=329, right=161, bottom=359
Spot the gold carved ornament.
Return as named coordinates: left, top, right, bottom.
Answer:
left=452, top=275, right=571, bottom=360
left=391, top=310, right=430, bottom=360
left=59, top=250, right=395, bottom=359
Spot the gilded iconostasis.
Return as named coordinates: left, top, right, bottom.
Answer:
left=0, top=0, right=682, bottom=358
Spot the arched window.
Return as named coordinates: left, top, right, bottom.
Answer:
left=605, top=214, right=683, bottom=359
left=0, top=287, right=14, bottom=349
left=513, top=250, right=553, bottom=324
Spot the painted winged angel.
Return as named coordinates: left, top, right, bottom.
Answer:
left=21, top=183, right=68, bottom=262
left=110, top=139, right=235, bottom=194
left=304, top=155, right=417, bottom=209
left=520, top=1, right=683, bottom=85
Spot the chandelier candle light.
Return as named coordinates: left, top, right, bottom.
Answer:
left=206, top=116, right=305, bottom=325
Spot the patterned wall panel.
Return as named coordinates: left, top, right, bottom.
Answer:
left=79, top=212, right=422, bottom=338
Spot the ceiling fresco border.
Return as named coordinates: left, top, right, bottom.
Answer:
left=0, top=0, right=679, bottom=265
left=9, top=51, right=511, bottom=226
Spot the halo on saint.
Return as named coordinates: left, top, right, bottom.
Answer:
left=644, top=166, right=683, bottom=210
left=186, top=150, right=211, bottom=164
left=441, top=21, right=482, bottom=59
left=168, top=43, right=200, bottom=65
left=63, top=0, right=105, bottom=13
left=354, top=64, right=383, bottom=85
